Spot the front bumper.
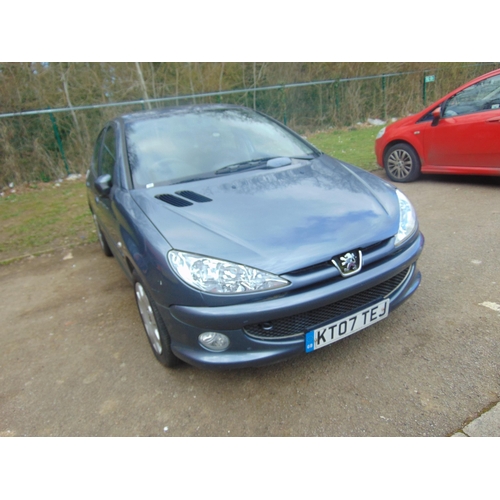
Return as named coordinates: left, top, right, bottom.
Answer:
left=158, top=232, right=424, bottom=369
left=375, top=138, right=385, bottom=168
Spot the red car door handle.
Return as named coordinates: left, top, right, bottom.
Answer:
left=486, top=116, right=500, bottom=123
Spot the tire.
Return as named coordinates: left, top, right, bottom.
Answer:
left=133, top=271, right=179, bottom=368
left=93, top=213, right=113, bottom=257
left=384, top=143, right=421, bottom=183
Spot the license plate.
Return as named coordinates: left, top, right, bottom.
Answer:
left=305, top=299, right=390, bottom=352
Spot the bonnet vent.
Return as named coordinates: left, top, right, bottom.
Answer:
left=175, top=191, right=212, bottom=203
left=155, top=194, right=193, bottom=207
left=155, top=191, right=213, bottom=207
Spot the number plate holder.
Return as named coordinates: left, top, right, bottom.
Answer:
left=305, top=299, right=390, bottom=352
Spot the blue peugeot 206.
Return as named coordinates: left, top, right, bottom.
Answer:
left=87, top=104, right=424, bottom=369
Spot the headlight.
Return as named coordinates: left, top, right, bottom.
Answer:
left=395, top=190, right=417, bottom=246
left=168, top=250, right=290, bottom=294
left=376, top=126, right=386, bottom=139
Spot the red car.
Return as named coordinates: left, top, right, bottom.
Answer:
left=375, top=68, right=500, bottom=182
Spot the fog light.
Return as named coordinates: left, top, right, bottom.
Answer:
left=198, top=332, right=230, bottom=352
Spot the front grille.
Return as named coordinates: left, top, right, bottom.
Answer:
left=244, top=267, right=411, bottom=340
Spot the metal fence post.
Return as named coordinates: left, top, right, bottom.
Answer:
left=48, top=111, right=70, bottom=175
left=423, top=73, right=436, bottom=107
left=318, top=85, right=323, bottom=124
left=334, top=80, right=340, bottom=123
left=423, top=74, right=427, bottom=106
left=281, top=85, right=287, bottom=125
left=382, top=76, right=387, bottom=120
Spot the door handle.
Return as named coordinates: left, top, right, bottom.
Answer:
left=486, top=116, right=500, bottom=123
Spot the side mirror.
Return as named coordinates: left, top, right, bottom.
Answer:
left=431, top=107, right=442, bottom=127
left=95, top=173, right=112, bottom=197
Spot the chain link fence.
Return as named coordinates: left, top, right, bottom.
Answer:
left=1, top=62, right=498, bottom=186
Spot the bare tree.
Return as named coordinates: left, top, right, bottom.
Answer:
left=135, top=62, right=152, bottom=109
left=60, top=63, right=87, bottom=146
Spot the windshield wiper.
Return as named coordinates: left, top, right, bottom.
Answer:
left=215, top=157, right=278, bottom=175
left=215, top=155, right=316, bottom=175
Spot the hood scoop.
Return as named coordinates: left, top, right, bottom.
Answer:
left=155, top=191, right=212, bottom=207
left=175, top=190, right=212, bottom=203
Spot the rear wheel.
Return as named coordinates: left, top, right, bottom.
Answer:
left=384, top=143, right=421, bottom=182
left=133, top=272, right=179, bottom=368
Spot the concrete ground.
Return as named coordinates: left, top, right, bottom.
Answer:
left=452, top=401, right=500, bottom=436
left=0, top=171, right=499, bottom=436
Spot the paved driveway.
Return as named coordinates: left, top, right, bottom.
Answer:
left=1, top=172, right=499, bottom=436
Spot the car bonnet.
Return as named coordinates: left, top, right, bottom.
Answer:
left=130, top=156, right=400, bottom=275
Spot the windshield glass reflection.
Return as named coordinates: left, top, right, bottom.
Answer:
left=125, top=107, right=315, bottom=188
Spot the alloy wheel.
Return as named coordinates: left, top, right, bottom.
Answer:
left=387, top=149, right=413, bottom=180
left=135, top=282, right=162, bottom=355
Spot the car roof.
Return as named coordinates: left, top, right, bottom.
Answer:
left=119, top=104, right=250, bottom=124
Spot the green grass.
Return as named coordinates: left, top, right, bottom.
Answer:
left=307, top=125, right=385, bottom=171
left=0, top=180, right=96, bottom=263
left=0, top=125, right=384, bottom=263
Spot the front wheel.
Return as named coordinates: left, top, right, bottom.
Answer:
left=133, top=272, right=179, bottom=368
left=384, top=143, right=421, bottom=183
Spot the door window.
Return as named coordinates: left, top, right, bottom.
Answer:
left=91, top=129, right=105, bottom=175
left=443, top=74, right=500, bottom=117
left=100, top=126, right=117, bottom=178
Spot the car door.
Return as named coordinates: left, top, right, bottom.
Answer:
left=94, top=125, right=122, bottom=253
left=422, top=73, right=500, bottom=169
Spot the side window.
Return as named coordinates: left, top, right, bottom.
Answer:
left=100, top=126, right=117, bottom=178
left=444, top=74, right=500, bottom=117
left=91, top=129, right=105, bottom=175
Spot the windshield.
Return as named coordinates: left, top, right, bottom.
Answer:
left=125, top=107, right=316, bottom=188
